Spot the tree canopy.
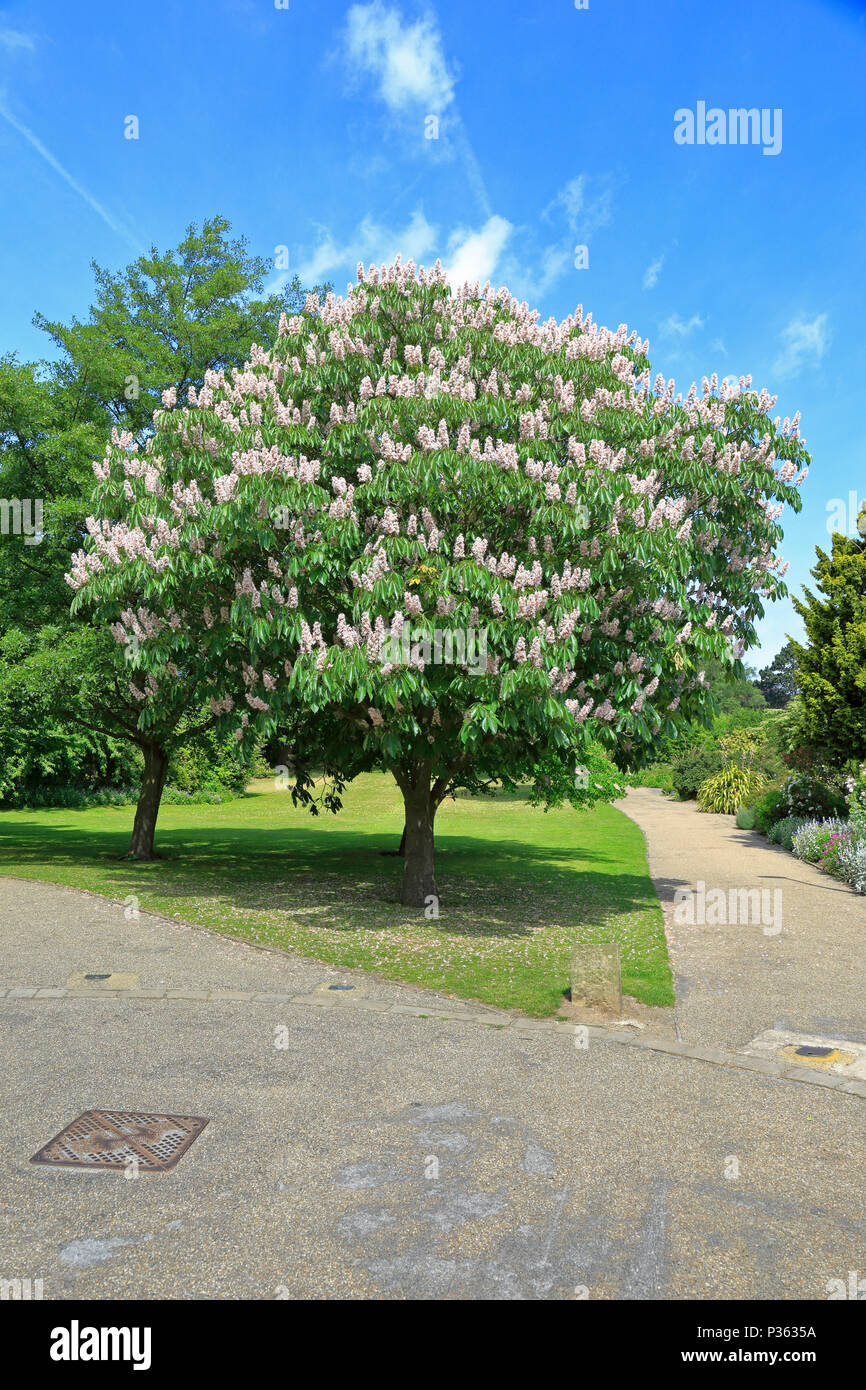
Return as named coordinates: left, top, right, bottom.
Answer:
left=68, top=257, right=808, bottom=901
left=755, top=638, right=798, bottom=708
left=791, top=536, right=866, bottom=765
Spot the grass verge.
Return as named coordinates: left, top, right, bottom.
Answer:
left=0, top=774, right=673, bottom=1017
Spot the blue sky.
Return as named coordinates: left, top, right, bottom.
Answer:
left=1, top=0, right=865, bottom=665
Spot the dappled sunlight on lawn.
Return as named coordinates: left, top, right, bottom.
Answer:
left=0, top=773, right=672, bottom=1015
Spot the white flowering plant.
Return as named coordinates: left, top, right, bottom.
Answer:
left=68, top=259, right=808, bottom=904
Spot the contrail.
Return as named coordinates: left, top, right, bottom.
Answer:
left=0, top=99, right=144, bottom=253
left=450, top=115, right=492, bottom=222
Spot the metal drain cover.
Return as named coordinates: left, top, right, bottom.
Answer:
left=30, top=1110, right=209, bottom=1172
left=779, top=1044, right=857, bottom=1071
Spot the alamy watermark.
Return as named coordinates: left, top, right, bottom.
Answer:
left=382, top=625, right=488, bottom=677
left=826, top=491, right=865, bottom=538
left=674, top=103, right=782, bottom=156
left=0, top=498, right=43, bottom=545
left=673, top=880, right=782, bottom=935
left=826, top=1270, right=866, bottom=1299
left=0, top=1275, right=43, bottom=1300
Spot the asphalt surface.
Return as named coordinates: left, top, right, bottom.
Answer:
left=0, top=868, right=863, bottom=1301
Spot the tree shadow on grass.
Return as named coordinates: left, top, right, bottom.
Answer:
left=0, top=819, right=663, bottom=942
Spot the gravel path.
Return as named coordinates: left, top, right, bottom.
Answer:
left=617, top=789, right=866, bottom=1049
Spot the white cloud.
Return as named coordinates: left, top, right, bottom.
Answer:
left=0, top=29, right=35, bottom=51
left=342, top=2, right=456, bottom=112
left=289, top=210, right=514, bottom=297
left=642, top=255, right=664, bottom=290
left=292, top=208, right=439, bottom=286
left=338, top=4, right=490, bottom=219
left=772, top=313, right=830, bottom=380
left=445, top=215, right=512, bottom=287
left=659, top=312, right=705, bottom=339
left=544, top=174, right=612, bottom=241
left=501, top=242, right=572, bottom=303
left=711, top=337, right=728, bottom=356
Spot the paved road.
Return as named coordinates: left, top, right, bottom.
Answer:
left=617, top=789, right=866, bottom=1049
left=0, top=875, right=863, bottom=1300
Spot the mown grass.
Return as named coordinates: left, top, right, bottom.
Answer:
left=0, top=773, right=673, bottom=1016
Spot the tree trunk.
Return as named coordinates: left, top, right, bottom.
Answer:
left=398, top=826, right=406, bottom=857
left=399, top=773, right=437, bottom=908
left=127, top=743, right=169, bottom=860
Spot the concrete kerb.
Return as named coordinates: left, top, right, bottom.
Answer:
left=3, top=874, right=863, bottom=1101
left=1, top=981, right=865, bottom=1099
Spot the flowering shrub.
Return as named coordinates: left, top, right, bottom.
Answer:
left=66, top=259, right=808, bottom=903
left=845, top=762, right=866, bottom=831
left=837, top=832, right=866, bottom=893
left=816, top=828, right=855, bottom=877
left=790, top=818, right=847, bottom=863
left=767, top=815, right=810, bottom=849
left=775, top=774, right=846, bottom=821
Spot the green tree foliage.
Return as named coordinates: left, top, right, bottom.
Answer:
left=0, top=218, right=328, bottom=851
left=0, top=627, right=142, bottom=804
left=34, top=216, right=326, bottom=445
left=791, top=536, right=866, bottom=766
left=0, top=356, right=103, bottom=629
left=71, top=260, right=807, bottom=902
left=756, top=638, right=798, bottom=707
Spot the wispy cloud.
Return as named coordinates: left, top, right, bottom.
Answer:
left=0, top=100, right=143, bottom=252
left=0, top=29, right=35, bottom=52
left=642, top=254, right=664, bottom=289
left=342, top=1, right=456, bottom=112
left=772, top=312, right=830, bottom=380
left=543, top=174, right=613, bottom=243
left=659, top=311, right=705, bottom=338
left=338, top=2, right=490, bottom=219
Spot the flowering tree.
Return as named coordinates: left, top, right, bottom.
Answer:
left=68, top=258, right=809, bottom=904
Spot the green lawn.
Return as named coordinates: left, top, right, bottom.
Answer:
left=0, top=774, right=673, bottom=1016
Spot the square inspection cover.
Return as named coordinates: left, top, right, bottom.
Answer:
left=29, top=1110, right=209, bottom=1172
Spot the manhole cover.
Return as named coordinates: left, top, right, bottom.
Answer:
left=779, top=1044, right=857, bottom=1071
left=30, top=1110, right=209, bottom=1172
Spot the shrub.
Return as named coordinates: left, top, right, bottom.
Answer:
left=775, top=774, right=846, bottom=822
left=816, top=828, right=855, bottom=878
left=837, top=832, right=866, bottom=893
left=736, top=806, right=757, bottom=829
left=631, top=764, right=674, bottom=792
left=754, top=787, right=786, bottom=834
left=162, top=785, right=226, bottom=805
left=791, top=818, right=847, bottom=863
left=844, top=761, right=866, bottom=832
left=697, top=765, right=766, bottom=815
left=1, top=785, right=139, bottom=810
left=767, top=815, right=809, bottom=849
left=167, top=728, right=261, bottom=795
left=671, top=745, right=723, bottom=800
